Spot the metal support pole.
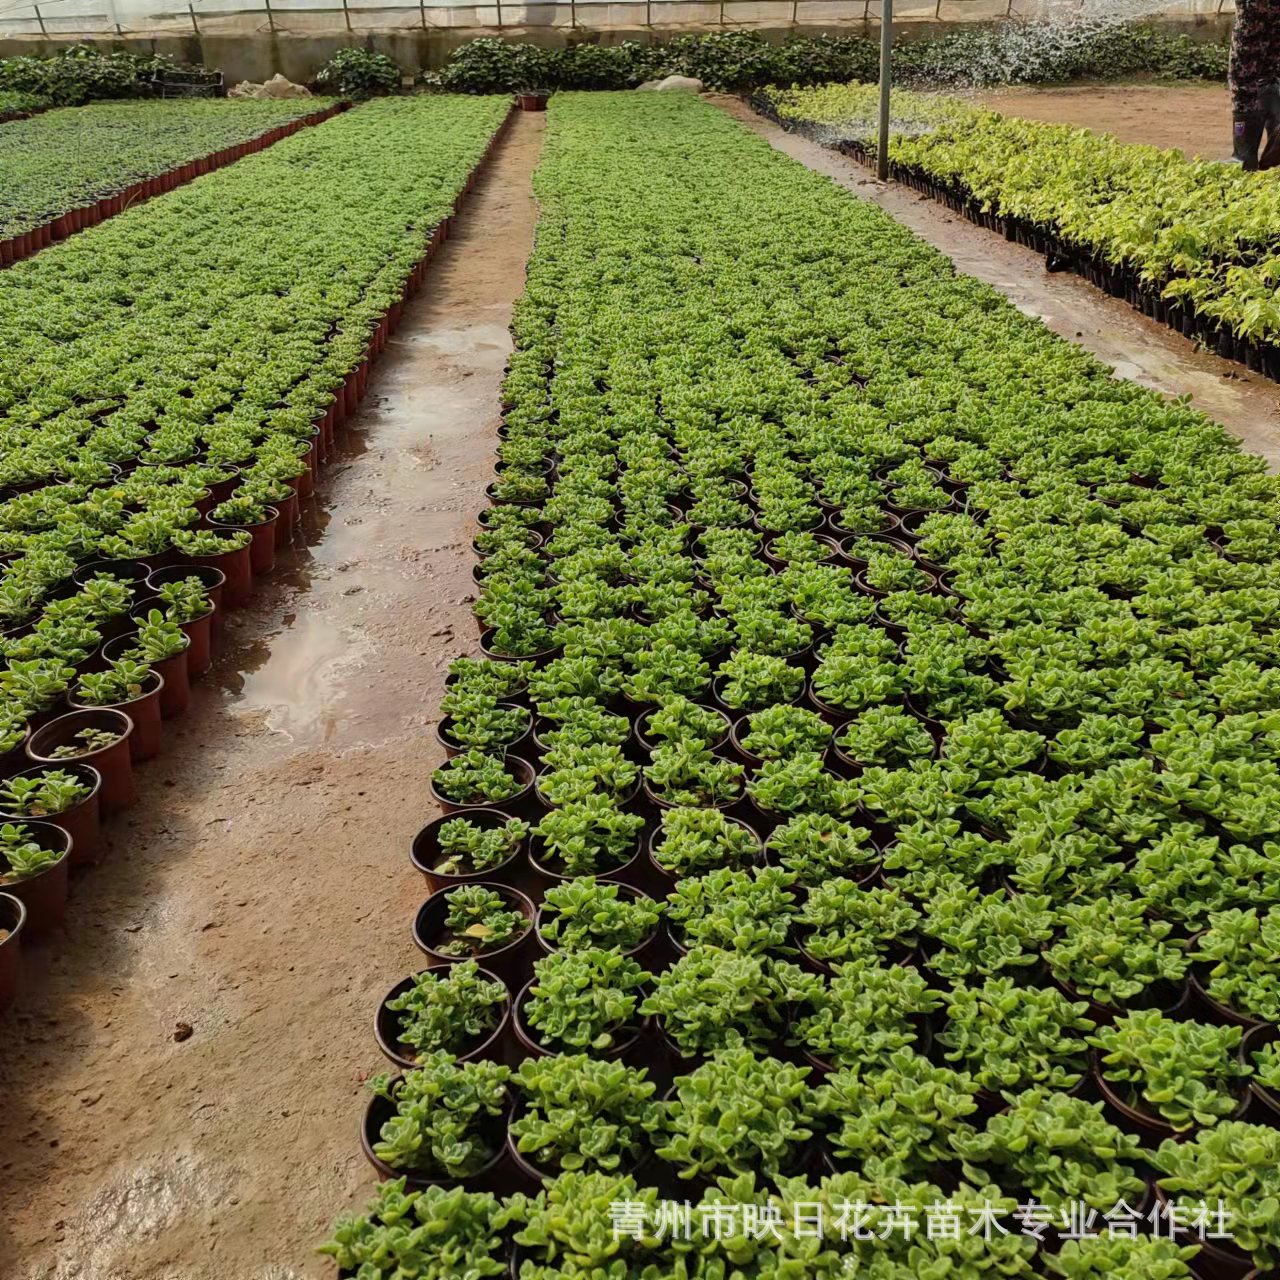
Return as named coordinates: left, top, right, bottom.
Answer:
left=495, top=0, right=502, bottom=25
left=570, top=0, right=576, bottom=25
left=645, top=0, right=651, bottom=23
left=342, top=0, right=351, bottom=30
left=791, top=0, right=797, bottom=22
left=33, top=2, right=47, bottom=33
left=262, top=0, right=275, bottom=33
left=419, top=0, right=426, bottom=27
left=189, top=1, right=199, bottom=32
left=719, top=0, right=724, bottom=22
left=876, top=0, right=892, bottom=182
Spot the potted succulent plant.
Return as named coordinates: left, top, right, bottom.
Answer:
left=529, top=796, right=645, bottom=885
left=534, top=876, right=661, bottom=961
left=663, top=866, right=794, bottom=956
left=319, top=1177, right=516, bottom=1279
left=1090, top=1009, right=1250, bottom=1140
left=507, top=1054, right=658, bottom=1180
left=70, top=658, right=163, bottom=762
left=647, top=1048, right=818, bottom=1183
left=0, top=764, right=102, bottom=865
left=429, top=750, right=535, bottom=815
left=513, top=948, right=649, bottom=1061
left=647, top=807, right=761, bottom=887
left=412, top=882, right=535, bottom=989
left=375, top=960, right=511, bottom=1070
left=26, top=708, right=135, bottom=814
left=0, top=819, right=72, bottom=937
left=361, top=1053, right=512, bottom=1189
left=409, top=810, right=530, bottom=894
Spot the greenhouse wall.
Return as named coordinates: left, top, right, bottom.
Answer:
left=0, top=2, right=1234, bottom=84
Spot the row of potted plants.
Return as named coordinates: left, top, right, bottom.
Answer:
left=0, top=97, right=347, bottom=265
left=356, top=1040, right=1280, bottom=1204
left=335, top=92, right=1280, bottom=1278
left=0, top=94, right=515, bottom=777
left=0, top=97, right=519, bottom=1012
left=751, top=83, right=1280, bottom=379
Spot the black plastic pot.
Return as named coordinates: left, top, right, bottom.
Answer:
left=429, top=755, right=536, bottom=818
left=409, top=809, right=528, bottom=896
left=411, top=882, right=536, bottom=991
left=373, top=966, right=512, bottom=1072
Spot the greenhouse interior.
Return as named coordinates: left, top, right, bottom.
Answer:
left=5, top=2, right=1280, bottom=1278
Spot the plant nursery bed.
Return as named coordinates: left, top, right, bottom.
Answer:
left=328, top=90, right=1280, bottom=1280
left=0, top=97, right=543, bottom=1280
left=0, top=98, right=350, bottom=268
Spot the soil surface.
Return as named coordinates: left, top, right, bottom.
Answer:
left=719, top=95, right=1280, bottom=471
left=0, top=111, right=544, bottom=1280
left=975, top=82, right=1232, bottom=158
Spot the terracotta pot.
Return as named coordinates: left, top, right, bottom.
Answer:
left=148, top=564, right=224, bottom=671
left=101, top=632, right=190, bottom=721
left=517, top=93, right=549, bottom=112
left=409, top=809, right=528, bottom=896
left=411, top=882, right=536, bottom=990
left=0, top=892, right=26, bottom=1008
left=27, top=709, right=136, bottom=815
left=183, top=544, right=252, bottom=610
left=0, top=820, right=72, bottom=938
left=0, top=763, right=103, bottom=865
left=68, top=670, right=164, bottom=762
left=210, top=508, right=278, bottom=577
left=374, top=967, right=512, bottom=1072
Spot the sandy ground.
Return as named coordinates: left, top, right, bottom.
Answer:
left=0, top=111, right=544, bottom=1280
left=720, top=95, right=1280, bottom=471
left=976, top=82, right=1233, bottom=159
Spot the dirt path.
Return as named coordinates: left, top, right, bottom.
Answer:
left=975, top=83, right=1231, bottom=158
left=0, top=111, right=544, bottom=1280
left=718, top=95, right=1280, bottom=471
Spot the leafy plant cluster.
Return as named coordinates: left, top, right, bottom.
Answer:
left=0, top=96, right=511, bottom=756
left=0, top=98, right=331, bottom=239
left=0, top=44, right=217, bottom=107
left=430, top=24, right=1225, bottom=95
left=340, top=91, right=1280, bottom=1269
left=765, top=80, right=1280, bottom=347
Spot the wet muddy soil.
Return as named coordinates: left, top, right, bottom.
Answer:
left=719, top=95, right=1280, bottom=471
left=0, top=111, right=545, bottom=1280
